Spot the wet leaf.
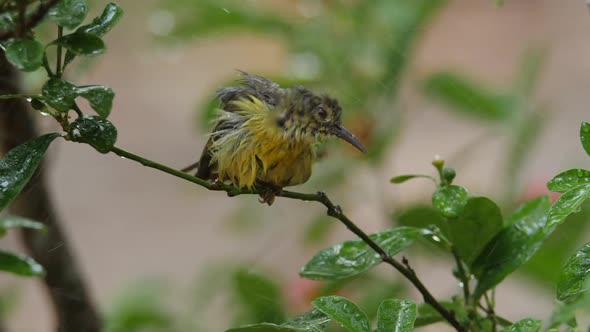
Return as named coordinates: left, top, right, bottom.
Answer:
left=0, top=133, right=61, bottom=212
left=557, top=242, right=590, bottom=302
left=448, top=197, right=503, bottom=264
left=48, top=0, right=88, bottom=29
left=0, top=250, right=44, bottom=276
left=547, top=169, right=590, bottom=193
left=42, top=78, right=77, bottom=112
left=546, top=184, right=590, bottom=232
left=76, top=85, right=114, bottom=118
left=5, top=39, right=43, bottom=72
left=0, top=215, right=46, bottom=237
left=282, top=309, right=331, bottom=332
left=52, top=32, right=105, bottom=56
left=580, top=122, right=590, bottom=157
left=432, top=185, right=468, bottom=218
left=300, top=227, right=429, bottom=280
left=502, top=318, right=541, bottom=332
left=376, top=299, right=416, bottom=332
left=312, top=296, right=370, bottom=332
left=78, top=2, right=124, bottom=37
left=70, top=115, right=117, bottom=153
left=414, top=299, right=468, bottom=328
left=471, top=196, right=551, bottom=300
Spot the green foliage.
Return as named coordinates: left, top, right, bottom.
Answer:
left=431, top=185, right=468, bottom=218
left=233, top=269, right=285, bottom=324
left=502, top=318, right=541, bottom=332
left=0, top=133, right=61, bottom=211
left=41, top=78, right=77, bottom=111
left=0, top=250, right=44, bottom=276
left=48, top=0, right=88, bottom=29
left=70, top=115, right=117, bottom=153
left=227, top=310, right=330, bottom=332
left=0, top=215, right=46, bottom=236
left=5, top=39, right=43, bottom=71
left=75, top=85, right=114, bottom=118
left=51, top=32, right=105, bottom=56
left=376, top=299, right=416, bottom=332
left=312, top=296, right=370, bottom=332
left=557, top=242, right=590, bottom=302
left=447, top=197, right=503, bottom=264
left=471, top=196, right=550, bottom=300
left=300, top=227, right=431, bottom=280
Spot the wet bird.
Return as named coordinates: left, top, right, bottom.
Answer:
left=191, top=72, right=366, bottom=204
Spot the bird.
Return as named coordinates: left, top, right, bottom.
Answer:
left=190, top=71, right=367, bottom=205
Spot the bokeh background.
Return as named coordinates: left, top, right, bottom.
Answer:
left=3, top=0, right=590, bottom=331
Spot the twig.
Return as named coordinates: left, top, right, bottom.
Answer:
left=109, top=146, right=467, bottom=332
left=55, top=25, right=63, bottom=76
left=0, top=0, right=61, bottom=41
left=452, top=248, right=471, bottom=303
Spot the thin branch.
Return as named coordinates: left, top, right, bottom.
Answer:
left=0, top=0, right=61, bottom=41
left=109, top=146, right=467, bottom=332
left=452, top=248, right=471, bottom=303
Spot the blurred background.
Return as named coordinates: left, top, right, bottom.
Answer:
left=2, top=0, right=590, bottom=331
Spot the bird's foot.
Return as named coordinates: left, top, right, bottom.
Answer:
left=257, top=184, right=283, bottom=206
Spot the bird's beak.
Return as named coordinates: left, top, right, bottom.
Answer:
left=331, top=125, right=367, bottom=153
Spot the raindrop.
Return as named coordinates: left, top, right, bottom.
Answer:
left=25, top=97, right=32, bottom=102
left=431, top=235, right=441, bottom=242
left=222, top=7, right=230, bottom=14
left=0, top=180, right=8, bottom=188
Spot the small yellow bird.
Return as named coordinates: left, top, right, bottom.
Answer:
left=194, top=72, right=366, bottom=204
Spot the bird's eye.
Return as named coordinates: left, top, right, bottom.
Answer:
left=317, top=107, right=327, bottom=119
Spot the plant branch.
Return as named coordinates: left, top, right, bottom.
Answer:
left=452, top=247, right=471, bottom=303
left=0, top=0, right=61, bottom=41
left=55, top=25, right=63, bottom=76
left=109, top=146, right=466, bottom=332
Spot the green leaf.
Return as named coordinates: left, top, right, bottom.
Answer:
left=0, top=250, right=44, bottom=276
left=0, top=133, right=61, bottom=212
left=304, top=215, right=335, bottom=245
left=282, top=309, right=331, bottom=332
left=422, top=72, right=514, bottom=122
left=300, top=227, right=429, bottom=280
left=312, top=296, right=370, bottom=332
left=414, top=299, right=468, bottom=328
left=75, top=85, right=114, bottom=118
left=5, top=39, right=43, bottom=72
left=41, top=78, right=77, bottom=112
left=580, top=122, right=590, bottom=157
left=547, top=169, right=590, bottom=193
left=52, top=32, right=105, bottom=56
left=233, top=269, right=285, bottom=324
left=48, top=0, right=88, bottom=29
left=226, top=323, right=299, bottom=332
left=394, top=205, right=446, bottom=233
left=432, top=185, right=468, bottom=218
left=557, top=242, right=590, bottom=302
left=70, top=115, right=117, bottom=153
left=502, top=318, right=541, bottom=332
left=448, top=197, right=503, bottom=264
left=390, top=174, right=434, bottom=184
left=78, top=2, right=124, bottom=37
left=471, top=196, right=551, bottom=300
left=376, top=299, right=416, bottom=332
left=546, top=184, right=590, bottom=232
left=0, top=215, right=46, bottom=237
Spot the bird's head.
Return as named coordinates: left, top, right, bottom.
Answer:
left=294, top=92, right=367, bottom=154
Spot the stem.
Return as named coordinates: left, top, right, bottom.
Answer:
left=56, top=26, right=63, bottom=77
left=484, top=292, right=498, bottom=332
left=452, top=248, right=471, bottom=303
left=0, top=93, right=39, bottom=100
left=17, top=0, right=25, bottom=38
left=109, top=146, right=466, bottom=332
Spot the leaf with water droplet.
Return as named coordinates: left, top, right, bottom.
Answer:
left=376, top=299, right=416, bottom=332
left=432, top=185, right=468, bottom=218
left=0, top=250, right=44, bottom=276
left=448, top=197, right=503, bottom=265
left=75, top=85, right=114, bottom=118
left=546, top=183, right=590, bottom=232
left=547, top=169, right=590, bottom=193
left=557, top=242, right=590, bottom=302
left=0, top=215, right=46, bottom=237
left=70, top=115, right=117, bottom=153
left=5, top=39, right=43, bottom=72
left=502, top=318, right=541, bottom=332
left=312, top=296, right=370, bottom=332
left=0, top=133, right=61, bottom=212
left=225, top=323, right=300, bottom=331
left=300, top=227, right=430, bottom=280
left=281, top=309, right=330, bottom=332
left=581, top=122, right=590, bottom=157
left=471, top=196, right=551, bottom=300
left=42, top=78, right=77, bottom=112
left=51, top=32, right=105, bottom=56
left=78, top=2, right=124, bottom=37
left=48, top=0, right=88, bottom=29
